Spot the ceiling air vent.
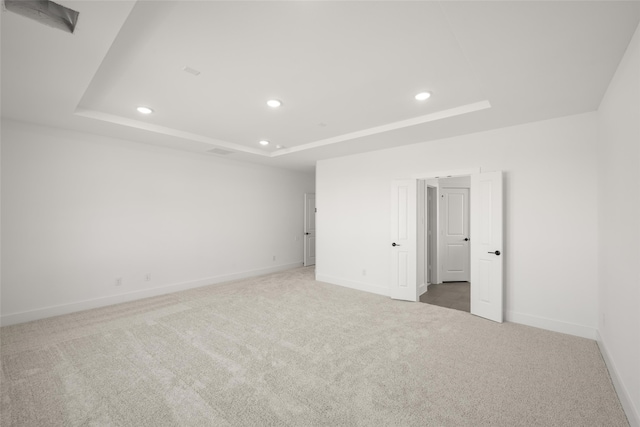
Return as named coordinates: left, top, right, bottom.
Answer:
left=4, top=0, right=79, bottom=34
left=206, top=148, right=234, bottom=156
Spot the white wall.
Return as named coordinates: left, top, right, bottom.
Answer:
left=438, top=176, right=470, bottom=188
left=597, top=23, right=640, bottom=426
left=1, top=120, right=315, bottom=325
left=317, top=112, right=599, bottom=338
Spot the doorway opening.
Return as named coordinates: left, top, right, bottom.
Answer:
left=389, top=169, right=503, bottom=322
left=418, top=176, right=471, bottom=313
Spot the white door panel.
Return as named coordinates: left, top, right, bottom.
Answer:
left=304, top=194, right=316, bottom=266
left=447, top=193, right=465, bottom=235
left=470, top=171, right=503, bottom=322
left=446, top=244, right=466, bottom=270
left=390, top=180, right=417, bottom=301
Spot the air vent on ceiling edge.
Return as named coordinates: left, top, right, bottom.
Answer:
left=206, top=148, right=234, bottom=156
left=4, top=0, right=79, bottom=33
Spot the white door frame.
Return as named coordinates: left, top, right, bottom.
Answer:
left=413, top=169, right=481, bottom=181
left=426, top=185, right=438, bottom=286
left=417, top=182, right=439, bottom=297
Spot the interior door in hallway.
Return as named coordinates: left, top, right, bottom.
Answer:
left=390, top=179, right=418, bottom=301
left=440, top=188, right=470, bottom=282
left=304, top=193, right=316, bottom=266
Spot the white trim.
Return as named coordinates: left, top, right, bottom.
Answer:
left=316, top=274, right=389, bottom=297
left=413, top=168, right=481, bottom=180
left=77, top=101, right=491, bottom=159
left=506, top=310, right=596, bottom=339
left=597, top=331, right=639, bottom=427
left=0, top=263, right=302, bottom=326
left=75, top=108, right=268, bottom=157
left=275, top=101, right=491, bottom=156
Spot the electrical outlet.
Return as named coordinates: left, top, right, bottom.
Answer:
left=362, top=269, right=367, bottom=276
left=272, top=255, right=276, bottom=261
left=115, top=277, right=123, bottom=286
left=144, top=273, right=151, bottom=282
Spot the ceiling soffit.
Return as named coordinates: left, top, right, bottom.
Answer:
left=76, top=1, right=491, bottom=158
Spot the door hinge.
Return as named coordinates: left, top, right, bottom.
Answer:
left=315, top=208, right=317, bottom=213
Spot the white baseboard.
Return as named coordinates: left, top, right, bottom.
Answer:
left=506, top=310, right=596, bottom=339
left=0, top=262, right=302, bottom=326
left=315, top=274, right=390, bottom=297
left=417, top=282, right=428, bottom=298
left=597, top=331, right=639, bottom=427
left=311, top=280, right=598, bottom=340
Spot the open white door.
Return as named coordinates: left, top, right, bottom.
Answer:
left=470, top=171, right=503, bottom=322
left=304, top=193, right=316, bottom=266
left=390, top=179, right=417, bottom=301
left=440, top=188, right=470, bottom=282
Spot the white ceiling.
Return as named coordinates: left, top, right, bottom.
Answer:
left=2, top=1, right=639, bottom=172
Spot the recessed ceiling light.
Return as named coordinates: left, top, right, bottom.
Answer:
left=415, top=92, right=432, bottom=101
left=267, top=99, right=282, bottom=108
left=259, top=140, right=270, bottom=146
left=136, top=106, right=154, bottom=114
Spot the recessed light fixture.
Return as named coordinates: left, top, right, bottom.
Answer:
left=259, top=140, right=270, bottom=146
left=136, top=106, right=154, bottom=114
left=415, top=92, right=432, bottom=101
left=267, top=99, right=282, bottom=108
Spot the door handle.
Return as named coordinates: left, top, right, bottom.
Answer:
left=488, top=250, right=501, bottom=256
left=304, top=232, right=310, bottom=235
left=464, top=238, right=469, bottom=241
left=392, top=243, right=400, bottom=247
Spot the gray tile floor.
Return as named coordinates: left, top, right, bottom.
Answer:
left=420, top=282, right=470, bottom=312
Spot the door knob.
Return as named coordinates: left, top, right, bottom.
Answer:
left=304, top=232, right=310, bottom=235
left=488, top=250, right=501, bottom=256
left=464, top=238, right=469, bottom=241
left=392, top=243, right=400, bottom=247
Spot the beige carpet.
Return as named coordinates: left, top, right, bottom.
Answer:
left=1, top=267, right=628, bottom=426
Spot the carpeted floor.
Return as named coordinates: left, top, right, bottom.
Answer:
left=1, top=267, right=628, bottom=426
